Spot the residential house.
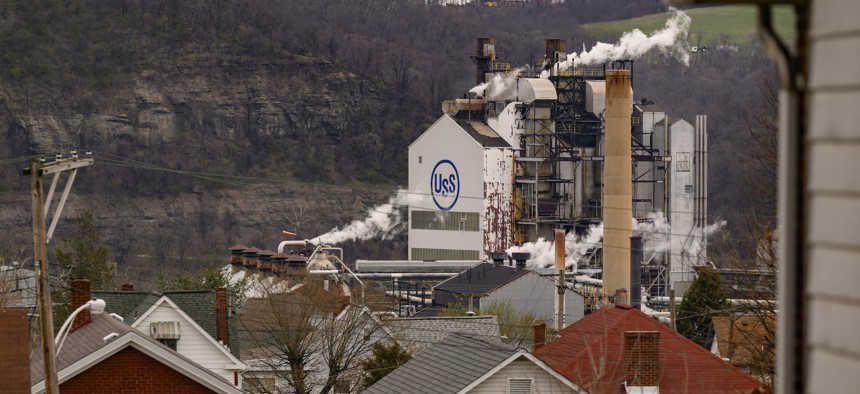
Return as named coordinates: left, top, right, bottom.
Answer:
left=365, top=332, right=582, bottom=394
left=417, top=262, right=585, bottom=328
left=29, top=281, right=243, bottom=394
left=534, top=304, right=766, bottom=394
left=92, top=284, right=245, bottom=387
left=711, top=314, right=776, bottom=385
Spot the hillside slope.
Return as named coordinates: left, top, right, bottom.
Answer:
left=581, top=5, right=796, bottom=45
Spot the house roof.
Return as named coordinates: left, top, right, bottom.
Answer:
left=93, top=290, right=221, bottom=343
left=93, top=289, right=242, bottom=358
left=712, top=314, right=776, bottom=368
left=30, top=314, right=242, bottom=394
left=533, top=304, right=765, bottom=394
left=364, top=333, right=518, bottom=394
left=433, top=263, right=531, bottom=298
left=390, top=315, right=501, bottom=354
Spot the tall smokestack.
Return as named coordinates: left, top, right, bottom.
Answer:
left=603, top=70, right=633, bottom=301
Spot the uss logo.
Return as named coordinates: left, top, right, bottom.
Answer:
left=431, top=159, right=460, bottom=211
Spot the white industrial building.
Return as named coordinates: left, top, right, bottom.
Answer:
left=407, top=113, right=514, bottom=260
left=408, top=38, right=711, bottom=298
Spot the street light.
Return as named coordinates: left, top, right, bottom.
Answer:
left=54, top=299, right=106, bottom=354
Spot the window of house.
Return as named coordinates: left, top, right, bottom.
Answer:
left=157, top=338, right=178, bottom=350
left=150, top=321, right=181, bottom=350
left=508, top=378, right=532, bottom=394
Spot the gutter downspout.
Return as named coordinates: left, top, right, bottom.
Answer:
left=757, top=4, right=808, bottom=393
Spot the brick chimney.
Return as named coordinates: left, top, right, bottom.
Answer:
left=624, top=331, right=660, bottom=387
left=121, top=282, right=134, bottom=291
left=70, top=279, right=92, bottom=331
left=533, top=320, right=547, bottom=351
left=215, top=288, right=229, bottom=347
left=0, top=309, right=30, bottom=393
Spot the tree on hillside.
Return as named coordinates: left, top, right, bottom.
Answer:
left=55, top=210, right=114, bottom=289
left=240, top=276, right=390, bottom=394
left=677, top=266, right=729, bottom=349
left=361, top=342, right=411, bottom=388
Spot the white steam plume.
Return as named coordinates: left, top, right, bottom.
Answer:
left=313, top=190, right=416, bottom=245
left=469, top=67, right=525, bottom=101
left=506, top=211, right=726, bottom=270
left=556, top=10, right=691, bottom=70
left=633, top=212, right=672, bottom=257
left=506, top=222, right=603, bottom=271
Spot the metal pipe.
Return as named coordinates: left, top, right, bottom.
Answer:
left=351, top=273, right=458, bottom=279
left=308, top=270, right=339, bottom=275
left=277, top=240, right=308, bottom=254
left=384, top=291, right=432, bottom=305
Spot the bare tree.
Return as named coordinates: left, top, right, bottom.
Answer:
left=240, top=276, right=390, bottom=393
left=706, top=77, right=779, bottom=386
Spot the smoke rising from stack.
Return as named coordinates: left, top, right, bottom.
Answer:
left=556, top=10, right=691, bottom=70
left=469, top=67, right=525, bottom=101
left=506, top=223, right=603, bottom=270
left=505, top=213, right=726, bottom=270
left=312, top=190, right=415, bottom=245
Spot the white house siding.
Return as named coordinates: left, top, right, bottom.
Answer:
left=805, top=1, right=860, bottom=392
left=409, top=115, right=485, bottom=260
left=482, top=272, right=585, bottom=327
left=483, top=147, right=514, bottom=258
left=467, top=357, right=575, bottom=394
left=134, top=303, right=240, bottom=385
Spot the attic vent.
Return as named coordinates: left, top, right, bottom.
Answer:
left=150, top=321, right=181, bottom=340
left=508, top=378, right=532, bottom=394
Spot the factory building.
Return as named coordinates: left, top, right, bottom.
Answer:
left=407, top=38, right=710, bottom=298
left=407, top=111, right=514, bottom=260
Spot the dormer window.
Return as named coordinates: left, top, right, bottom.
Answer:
left=151, top=321, right=181, bottom=350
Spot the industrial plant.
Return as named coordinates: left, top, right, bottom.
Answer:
left=222, top=38, right=716, bottom=322
left=407, top=38, right=711, bottom=303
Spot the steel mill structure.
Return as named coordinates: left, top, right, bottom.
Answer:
left=407, top=39, right=710, bottom=300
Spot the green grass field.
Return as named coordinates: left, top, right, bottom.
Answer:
left=581, top=5, right=796, bottom=46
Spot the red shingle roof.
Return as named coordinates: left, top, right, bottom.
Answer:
left=533, top=305, right=766, bottom=394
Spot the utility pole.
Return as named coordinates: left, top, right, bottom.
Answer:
left=24, top=152, right=93, bottom=394
left=669, top=288, right=677, bottom=331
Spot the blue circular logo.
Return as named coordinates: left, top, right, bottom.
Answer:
left=431, top=159, right=460, bottom=211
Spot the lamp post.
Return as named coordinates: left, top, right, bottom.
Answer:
left=54, top=299, right=106, bottom=354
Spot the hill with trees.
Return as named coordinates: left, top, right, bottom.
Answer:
left=0, top=0, right=776, bottom=285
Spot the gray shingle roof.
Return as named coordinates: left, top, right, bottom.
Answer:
left=433, top=263, right=531, bottom=307
left=92, top=289, right=240, bottom=358
left=390, top=315, right=501, bottom=354
left=365, top=333, right=518, bottom=394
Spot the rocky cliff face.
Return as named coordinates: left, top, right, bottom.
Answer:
left=0, top=51, right=401, bottom=279
left=5, top=53, right=382, bottom=154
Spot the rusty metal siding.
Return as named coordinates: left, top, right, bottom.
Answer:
left=483, top=147, right=514, bottom=258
